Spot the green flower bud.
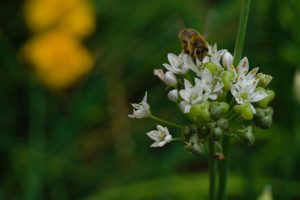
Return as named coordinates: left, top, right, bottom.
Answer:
left=213, top=127, right=223, bottom=141
left=257, top=73, right=273, bottom=88
left=203, top=62, right=222, bottom=74
left=190, top=101, right=211, bottom=122
left=185, top=134, right=205, bottom=155
left=217, top=118, right=229, bottom=129
left=257, top=90, right=275, bottom=108
left=254, top=107, right=273, bottom=129
left=238, top=126, right=255, bottom=145
left=221, top=71, right=234, bottom=91
left=234, top=103, right=253, bottom=120
left=210, top=102, right=229, bottom=120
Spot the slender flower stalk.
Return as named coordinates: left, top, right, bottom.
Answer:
left=217, top=0, right=251, bottom=200
left=208, top=138, right=216, bottom=200
left=150, top=114, right=184, bottom=129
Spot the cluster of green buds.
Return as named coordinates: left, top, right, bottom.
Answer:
left=129, top=39, right=274, bottom=156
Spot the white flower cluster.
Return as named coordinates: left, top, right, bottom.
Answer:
left=129, top=42, right=274, bottom=149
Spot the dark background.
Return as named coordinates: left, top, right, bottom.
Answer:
left=0, top=0, right=299, bottom=199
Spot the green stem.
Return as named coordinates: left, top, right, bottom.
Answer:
left=233, top=0, right=251, bottom=66
left=217, top=0, right=251, bottom=200
left=217, top=135, right=230, bottom=200
left=208, top=138, right=216, bottom=200
left=150, top=114, right=184, bottom=129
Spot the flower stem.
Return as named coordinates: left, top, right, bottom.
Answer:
left=150, top=114, right=184, bottom=129
left=208, top=138, right=216, bottom=200
left=217, top=0, right=251, bottom=200
left=217, top=135, right=230, bottom=200
left=233, top=0, right=251, bottom=65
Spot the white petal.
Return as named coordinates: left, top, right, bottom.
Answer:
left=146, top=131, right=160, bottom=141
left=237, top=57, right=249, bottom=76
left=250, top=104, right=256, bottom=114
left=250, top=91, right=268, bottom=102
left=142, top=92, right=148, bottom=103
left=213, top=82, right=224, bottom=93
left=246, top=67, right=259, bottom=80
left=168, top=53, right=181, bottom=68
left=150, top=141, right=163, bottom=147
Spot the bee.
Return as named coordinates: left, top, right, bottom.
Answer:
left=178, top=28, right=209, bottom=61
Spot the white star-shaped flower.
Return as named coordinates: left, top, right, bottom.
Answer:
left=200, top=68, right=224, bottom=101
left=231, top=78, right=267, bottom=114
left=179, top=78, right=204, bottom=113
left=202, top=43, right=227, bottom=67
left=163, top=53, right=191, bottom=74
left=146, top=125, right=172, bottom=147
left=224, top=57, right=259, bottom=82
left=128, top=92, right=151, bottom=119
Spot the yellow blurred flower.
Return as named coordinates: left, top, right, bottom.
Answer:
left=23, top=0, right=95, bottom=39
left=23, top=31, right=94, bottom=91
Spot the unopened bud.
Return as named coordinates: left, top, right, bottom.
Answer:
left=221, top=71, right=234, bottom=91
left=190, top=101, right=211, bottom=122
left=257, top=73, right=273, bottom=88
left=210, top=102, right=229, bottom=120
left=222, top=51, right=233, bottom=68
left=234, top=103, right=253, bottom=120
left=167, top=89, right=178, bottom=102
left=217, top=118, right=229, bottom=129
left=164, top=71, right=177, bottom=86
left=256, top=88, right=275, bottom=108
left=238, top=126, right=255, bottom=145
left=203, top=62, right=222, bottom=74
left=213, top=127, right=223, bottom=141
left=185, top=134, right=205, bottom=155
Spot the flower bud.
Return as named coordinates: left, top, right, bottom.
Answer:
left=164, top=71, right=177, bottom=86
left=203, top=62, right=222, bottom=74
left=234, top=103, right=253, bottom=120
left=217, top=118, right=229, bottom=129
left=221, top=71, right=234, bottom=91
left=185, top=134, right=205, bottom=155
left=254, top=107, right=273, bottom=129
left=222, top=51, right=233, bottom=68
left=213, top=127, right=223, bottom=141
left=238, top=126, right=255, bottom=145
left=256, top=89, right=275, bottom=108
left=257, top=73, right=273, bottom=88
left=167, top=89, right=178, bottom=102
left=210, top=102, right=229, bottom=120
left=190, top=101, right=211, bottom=122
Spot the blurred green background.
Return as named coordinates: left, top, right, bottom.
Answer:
left=0, top=0, right=300, bottom=199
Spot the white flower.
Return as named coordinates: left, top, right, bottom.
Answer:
left=167, top=89, right=179, bottom=102
left=154, top=69, right=177, bottom=86
left=225, top=57, right=259, bottom=82
left=146, top=125, right=172, bottom=147
left=179, top=78, right=205, bottom=113
left=202, top=43, right=227, bottom=67
left=200, top=68, right=224, bottom=101
left=163, top=53, right=190, bottom=74
left=128, top=92, right=151, bottom=119
left=231, top=78, right=267, bottom=114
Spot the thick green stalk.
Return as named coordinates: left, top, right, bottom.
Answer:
left=208, top=138, right=216, bottom=200
left=217, top=0, right=251, bottom=200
